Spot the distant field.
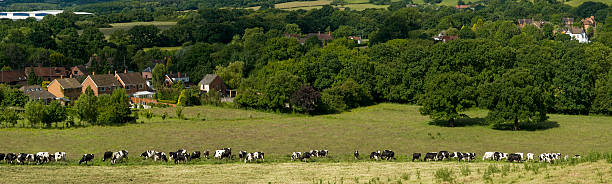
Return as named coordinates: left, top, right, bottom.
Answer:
left=142, top=46, right=183, bottom=52
left=1, top=161, right=611, bottom=183
left=98, top=21, right=177, bottom=36
left=565, top=0, right=612, bottom=6
left=275, top=0, right=331, bottom=9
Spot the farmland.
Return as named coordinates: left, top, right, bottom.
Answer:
left=98, top=21, right=177, bottom=37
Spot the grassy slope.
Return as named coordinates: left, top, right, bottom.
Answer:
left=98, top=21, right=177, bottom=36
left=1, top=103, right=612, bottom=158
left=0, top=161, right=611, bottom=183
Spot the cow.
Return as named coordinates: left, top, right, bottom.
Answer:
left=5, top=153, right=17, bottom=164
left=370, top=151, right=381, bottom=161
left=507, top=154, right=522, bottom=162
left=103, top=151, right=113, bottom=161
left=574, top=155, right=581, bottom=159
left=153, top=152, right=168, bottom=162
left=526, top=153, right=534, bottom=161
left=111, top=150, right=128, bottom=164
left=203, top=150, right=210, bottom=159
left=214, top=148, right=232, bottom=160
left=515, top=153, right=524, bottom=161
left=169, top=152, right=176, bottom=161
left=318, top=150, right=328, bottom=157
left=35, top=152, right=50, bottom=164
left=381, top=150, right=395, bottom=160
left=461, top=153, right=476, bottom=162
left=309, top=150, right=319, bottom=157
left=54, top=152, right=66, bottom=162
left=238, top=151, right=248, bottom=161
left=79, top=154, right=94, bottom=165
left=483, top=152, right=495, bottom=161
left=16, top=153, right=28, bottom=165
left=300, top=152, right=312, bottom=161
left=449, top=152, right=462, bottom=160
left=253, top=152, right=264, bottom=162
left=354, top=151, right=360, bottom=160
left=173, top=149, right=189, bottom=164
left=412, top=153, right=421, bottom=162
left=499, top=153, right=508, bottom=161
left=291, top=152, right=301, bottom=161
left=437, top=151, right=450, bottom=161
left=244, top=153, right=254, bottom=163
left=0, top=153, right=4, bottom=162
left=424, top=152, right=437, bottom=161
left=191, top=151, right=201, bottom=160
left=141, top=150, right=156, bottom=159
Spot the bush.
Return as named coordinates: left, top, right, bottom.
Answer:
left=2, top=108, right=21, bottom=127
left=434, top=168, right=455, bottom=183
left=142, top=109, right=153, bottom=119
left=176, top=107, right=184, bottom=119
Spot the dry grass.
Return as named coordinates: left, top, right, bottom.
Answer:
left=0, top=161, right=610, bottom=183
left=275, top=0, right=331, bottom=9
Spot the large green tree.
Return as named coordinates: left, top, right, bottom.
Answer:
left=419, top=72, right=475, bottom=127
left=480, top=69, right=549, bottom=130
left=75, top=87, right=98, bottom=124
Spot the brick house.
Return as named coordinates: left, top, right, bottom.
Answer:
left=115, top=71, right=148, bottom=94
left=70, top=65, right=89, bottom=77
left=81, top=74, right=120, bottom=96
left=48, top=78, right=82, bottom=100
left=198, top=74, right=226, bottom=93
left=25, top=67, right=68, bottom=81
left=0, top=70, right=27, bottom=85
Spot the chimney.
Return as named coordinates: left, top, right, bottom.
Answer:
left=108, top=71, right=111, bottom=75
left=92, top=71, right=95, bottom=76
left=114, top=70, right=117, bottom=75
left=124, top=68, right=127, bottom=73
left=178, top=72, right=181, bottom=78
left=328, top=31, right=331, bottom=36
left=60, top=75, right=63, bottom=79
left=70, top=74, right=72, bottom=78
left=318, top=31, right=321, bottom=36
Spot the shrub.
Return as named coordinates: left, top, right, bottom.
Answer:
left=176, top=107, right=184, bottom=119
left=2, top=108, right=21, bottom=127
left=434, top=168, right=455, bottom=183
left=143, top=109, right=153, bottom=119
left=162, top=112, right=167, bottom=120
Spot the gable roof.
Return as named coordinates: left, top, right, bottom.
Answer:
left=198, top=74, right=219, bottom=85
left=117, top=72, right=146, bottom=85
left=568, top=27, right=584, bottom=34
left=0, top=70, right=27, bottom=83
left=54, top=78, right=81, bottom=89
left=87, top=74, right=120, bottom=87
left=25, top=67, right=67, bottom=77
left=20, top=85, right=56, bottom=99
left=142, top=67, right=153, bottom=73
left=72, top=65, right=89, bottom=75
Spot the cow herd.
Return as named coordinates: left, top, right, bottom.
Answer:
left=0, top=149, right=581, bottom=165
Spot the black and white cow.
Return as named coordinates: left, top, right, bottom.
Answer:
left=103, top=151, right=113, bottom=161
left=526, top=153, right=535, bottom=161
left=238, top=151, right=248, bottom=160
left=354, top=150, right=360, bottom=160
left=214, top=148, right=232, bottom=160
left=424, top=152, right=437, bottom=161
left=300, top=152, right=312, bottom=161
left=0, top=153, right=4, bottom=162
left=412, top=153, right=421, bottom=162
left=79, top=154, right=94, bottom=165
left=370, top=151, right=381, bottom=161
left=483, top=152, right=495, bottom=161
left=253, top=152, right=264, bottom=162
left=16, top=153, right=27, bottom=165
left=54, top=152, right=66, bottom=162
left=318, top=150, right=328, bottom=157
left=156, top=152, right=168, bottom=162
left=461, top=153, right=476, bottom=162
left=141, top=150, right=156, bottom=159
left=291, top=152, right=301, bottom=161
left=111, top=150, right=129, bottom=164
left=309, top=150, right=319, bottom=157
left=35, top=152, right=50, bottom=164
left=507, top=154, right=522, bottom=162
left=173, top=149, right=189, bottom=164
left=169, top=152, right=176, bottom=161
left=203, top=150, right=210, bottom=159
left=381, top=150, right=395, bottom=160
left=191, top=151, right=201, bottom=160
left=437, top=151, right=450, bottom=161
left=5, top=153, right=17, bottom=164
left=244, top=153, right=254, bottom=163
left=493, top=152, right=503, bottom=161
left=450, top=152, right=463, bottom=161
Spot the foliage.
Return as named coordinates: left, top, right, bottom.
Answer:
left=0, top=85, right=29, bottom=107
left=176, top=106, right=184, bottom=119
left=27, top=69, right=42, bottom=85
left=152, top=63, right=167, bottom=90
left=1, top=108, right=21, bottom=127
left=479, top=69, right=549, bottom=130
left=419, top=72, right=475, bottom=127
left=215, top=61, right=244, bottom=89
left=42, top=101, right=67, bottom=127
left=74, top=87, right=98, bottom=124
left=290, top=85, right=321, bottom=114
left=24, top=100, right=44, bottom=126
left=320, top=79, right=373, bottom=113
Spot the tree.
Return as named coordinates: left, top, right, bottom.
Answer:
left=320, top=79, right=373, bottom=113
left=458, top=25, right=475, bottom=39
left=152, top=63, right=167, bottom=90
left=332, top=26, right=357, bottom=39
left=27, top=69, right=42, bottom=86
left=2, top=108, right=21, bottom=127
left=128, top=25, right=160, bottom=49
left=290, top=85, right=321, bottom=114
left=24, top=100, right=44, bottom=127
left=75, top=87, right=98, bottom=124
left=42, top=101, right=66, bottom=128
left=284, top=24, right=301, bottom=34
left=214, top=61, right=244, bottom=89
left=419, top=72, right=475, bottom=127
left=480, top=69, right=549, bottom=130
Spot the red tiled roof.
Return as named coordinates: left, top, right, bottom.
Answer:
left=25, top=67, right=68, bottom=77
left=0, top=70, right=27, bottom=83
left=117, top=72, right=146, bottom=85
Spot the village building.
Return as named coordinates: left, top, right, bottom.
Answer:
left=115, top=71, right=148, bottom=94
left=0, top=70, right=27, bottom=85
left=165, top=72, right=189, bottom=86
left=20, top=85, right=56, bottom=104
left=198, top=74, right=226, bottom=94
left=47, top=78, right=82, bottom=100
left=25, top=67, right=68, bottom=81
left=81, top=73, right=120, bottom=96
left=70, top=65, right=89, bottom=77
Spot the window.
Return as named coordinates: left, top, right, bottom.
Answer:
left=34, top=13, right=47, bottom=16
left=74, top=71, right=79, bottom=75
left=100, top=87, right=105, bottom=92
left=126, top=85, right=130, bottom=90
left=139, top=84, right=143, bottom=89
left=0, top=13, right=7, bottom=16
left=13, top=13, right=29, bottom=16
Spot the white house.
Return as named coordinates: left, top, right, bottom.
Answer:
left=0, top=10, right=92, bottom=20
left=565, top=27, right=589, bottom=43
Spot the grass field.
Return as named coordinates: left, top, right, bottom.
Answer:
left=1, top=103, right=612, bottom=183
left=98, top=21, right=177, bottom=36
left=142, top=46, right=183, bottom=52
left=564, top=0, right=612, bottom=6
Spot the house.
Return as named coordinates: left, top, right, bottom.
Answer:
left=142, top=67, right=153, bottom=80
left=25, top=67, right=68, bottom=81
left=565, top=27, right=589, bottom=43
left=581, top=16, right=596, bottom=30
left=165, top=72, right=189, bottom=86
left=433, top=34, right=458, bottom=43
left=348, top=36, right=362, bottom=44
left=70, top=65, right=89, bottom=77
left=20, top=85, right=56, bottom=104
left=198, top=74, right=226, bottom=93
left=517, top=19, right=547, bottom=29
left=0, top=70, right=27, bottom=85
left=81, top=73, right=121, bottom=96
left=47, top=78, right=82, bottom=100
left=115, top=71, right=148, bottom=94
left=455, top=5, right=472, bottom=9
